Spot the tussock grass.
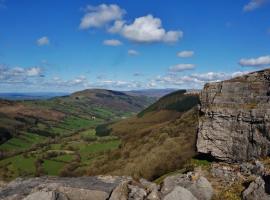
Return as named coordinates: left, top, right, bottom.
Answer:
left=88, top=107, right=198, bottom=180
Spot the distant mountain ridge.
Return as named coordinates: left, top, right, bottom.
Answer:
left=0, top=89, right=156, bottom=144
left=0, top=88, right=177, bottom=101
left=0, top=92, right=69, bottom=100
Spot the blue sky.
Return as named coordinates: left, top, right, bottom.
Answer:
left=0, top=0, right=270, bottom=92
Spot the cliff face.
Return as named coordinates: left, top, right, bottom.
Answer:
left=197, top=69, right=270, bottom=162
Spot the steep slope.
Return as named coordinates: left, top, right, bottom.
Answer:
left=197, top=68, right=270, bottom=162
left=88, top=90, right=200, bottom=180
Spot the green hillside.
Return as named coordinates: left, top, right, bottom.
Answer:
left=0, top=89, right=155, bottom=180
left=88, top=90, right=200, bottom=180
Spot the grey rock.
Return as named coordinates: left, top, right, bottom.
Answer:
left=197, top=69, right=270, bottom=162
left=140, top=178, right=159, bottom=192
left=128, top=185, right=147, bottom=200
left=163, top=186, right=198, bottom=200
left=0, top=176, right=125, bottom=200
left=109, top=181, right=129, bottom=200
left=242, top=177, right=270, bottom=200
left=240, top=163, right=254, bottom=175
left=23, top=191, right=68, bottom=200
left=58, top=186, right=109, bottom=200
left=252, top=160, right=265, bottom=175
left=161, top=174, right=213, bottom=200
left=146, top=189, right=160, bottom=200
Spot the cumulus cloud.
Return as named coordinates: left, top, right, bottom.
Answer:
left=79, top=4, right=125, bottom=29
left=37, top=36, right=50, bottom=46
left=0, top=65, right=43, bottom=83
left=154, top=71, right=250, bottom=88
left=103, top=39, right=122, bottom=46
left=47, top=76, right=90, bottom=88
left=239, top=55, right=270, bottom=67
left=177, top=50, right=194, bottom=58
left=112, top=15, right=182, bottom=43
left=128, top=49, right=139, bottom=56
left=95, top=80, right=142, bottom=89
left=79, top=4, right=182, bottom=44
left=169, top=64, right=195, bottom=72
left=243, top=0, right=268, bottom=12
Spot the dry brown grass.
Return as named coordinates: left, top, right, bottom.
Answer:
left=87, top=108, right=198, bottom=180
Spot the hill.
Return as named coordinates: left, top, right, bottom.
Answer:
left=0, top=92, right=68, bottom=100
left=0, top=89, right=155, bottom=180
left=88, top=90, right=200, bottom=180
left=0, top=89, right=155, bottom=139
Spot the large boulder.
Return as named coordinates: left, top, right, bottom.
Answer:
left=163, top=186, right=198, bottom=200
left=197, top=69, right=270, bottom=162
left=161, top=173, right=213, bottom=200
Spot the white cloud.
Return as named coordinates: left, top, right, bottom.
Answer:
left=79, top=4, right=125, bottom=29
left=37, top=36, right=50, bottom=46
left=154, top=71, right=250, bottom=88
left=79, top=4, right=182, bottom=44
left=108, top=20, right=125, bottom=33
left=26, top=67, right=42, bottom=76
left=169, top=64, right=195, bottom=72
left=177, top=50, right=194, bottom=58
left=103, top=39, right=122, bottom=46
left=128, top=49, right=139, bottom=56
left=243, top=0, right=267, bottom=12
left=111, top=15, right=183, bottom=43
left=239, top=55, right=270, bottom=66
left=0, top=65, right=43, bottom=83
left=122, top=15, right=182, bottom=43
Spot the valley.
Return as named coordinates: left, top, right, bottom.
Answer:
left=0, top=89, right=155, bottom=180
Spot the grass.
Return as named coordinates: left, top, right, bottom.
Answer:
left=88, top=107, right=198, bottom=180
left=53, top=154, right=74, bottom=162
left=43, top=160, right=66, bottom=176
left=0, top=155, right=36, bottom=178
left=0, top=132, right=46, bottom=151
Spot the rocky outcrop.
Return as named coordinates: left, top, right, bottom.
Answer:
left=0, top=174, right=213, bottom=200
left=0, top=176, right=129, bottom=200
left=161, top=173, right=213, bottom=200
left=197, top=69, right=270, bottom=162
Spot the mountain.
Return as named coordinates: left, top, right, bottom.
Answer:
left=0, top=89, right=156, bottom=180
left=3, top=70, right=270, bottom=199
left=0, top=92, right=69, bottom=100
left=88, top=90, right=200, bottom=180
left=125, top=88, right=177, bottom=98
left=0, top=89, right=155, bottom=141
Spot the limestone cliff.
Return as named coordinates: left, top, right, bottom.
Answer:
left=197, top=69, right=270, bottom=162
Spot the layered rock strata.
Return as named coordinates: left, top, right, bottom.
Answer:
left=197, top=69, right=270, bottom=162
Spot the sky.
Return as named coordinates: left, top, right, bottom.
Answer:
left=0, top=0, right=270, bottom=92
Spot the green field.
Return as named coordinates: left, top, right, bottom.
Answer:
left=0, top=127, right=120, bottom=180
left=0, top=132, right=46, bottom=151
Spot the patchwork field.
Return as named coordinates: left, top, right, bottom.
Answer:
left=0, top=89, right=155, bottom=180
left=0, top=128, right=121, bottom=180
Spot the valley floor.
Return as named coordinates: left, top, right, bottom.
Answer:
left=0, top=125, right=120, bottom=180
